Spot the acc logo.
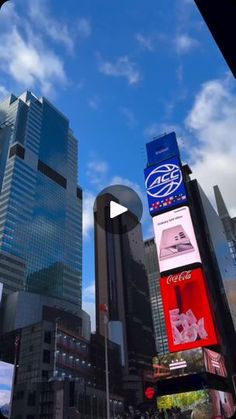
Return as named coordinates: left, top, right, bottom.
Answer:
left=145, top=163, right=182, bottom=198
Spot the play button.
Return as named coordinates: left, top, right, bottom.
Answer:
left=94, top=184, right=143, bottom=234
left=110, top=201, right=128, bottom=219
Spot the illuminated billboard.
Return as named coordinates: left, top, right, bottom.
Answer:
left=157, top=389, right=235, bottom=419
left=160, top=267, right=218, bottom=352
left=153, top=206, right=201, bottom=273
left=210, top=390, right=235, bottom=418
left=144, top=156, right=188, bottom=216
left=153, top=348, right=204, bottom=381
left=146, top=132, right=180, bottom=166
left=157, top=390, right=212, bottom=418
left=203, top=348, right=227, bottom=378
left=0, top=361, right=14, bottom=418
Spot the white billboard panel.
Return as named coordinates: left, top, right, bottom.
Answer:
left=153, top=206, right=201, bottom=273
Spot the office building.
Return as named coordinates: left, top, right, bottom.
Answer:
left=0, top=91, right=82, bottom=306
left=94, top=192, right=156, bottom=407
left=0, top=300, right=123, bottom=418
left=214, top=185, right=236, bottom=263
left=144, top=238, right=168, bottom=355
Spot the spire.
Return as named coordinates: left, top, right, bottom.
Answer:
left=213, top=185, right=230, bottom=219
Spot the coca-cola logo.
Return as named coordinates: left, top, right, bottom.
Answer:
left=167, top=270, right=192, bottom=284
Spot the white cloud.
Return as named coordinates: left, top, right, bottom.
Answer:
left=174, top=34, right=199, bottom=54
left=86, top=159, right=109, bottom=186
left=185, top=77, right=236, bottom=215
left=83, top=282, right=95, bottom=300
left=120, top=107, right=137, bottom=128
left=82, top=301, right=96, bottom=332
left=0, top=85, right=8, bottom=100
left=88, top=96, right=100, bottom=110
left=83, top=191, right=96, bottom=239
left=0, top=27, right=66, bottom=95
left=77, top=18, right=92, bottom=39
left=99, top=56, right=141, bottom=85
left=135, top=34, right=153, bottom=51
left=28, top=0, right=74, bottom=52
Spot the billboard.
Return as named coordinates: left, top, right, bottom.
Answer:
left=153, top=206, right=201, bottom=273
left=146, top=132, right=180, bottom=166
left=153, top=348, right=204, bottom=381
left=157, top=389, right=212, bottom=418
left=144, top=156, right=188, bottom=216
left=160, top=267, right=218, bottom=352
left=0, top=361, right=14, bottom=418
left=210, top=390, right=235, bottom=419
left=203, top=348, right=227, bottom=378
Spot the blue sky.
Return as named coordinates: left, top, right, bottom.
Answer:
left=1, top=0, right=236, bottom=329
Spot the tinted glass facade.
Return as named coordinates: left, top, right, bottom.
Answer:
left=0, top=92, right=82, bottom=306
left=144, top=238, right=168, bottom=355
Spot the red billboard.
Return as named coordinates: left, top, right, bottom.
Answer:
left=160, top=267, right=218, bottom=352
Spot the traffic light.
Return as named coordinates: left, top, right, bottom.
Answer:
left=194, top=0, right=236, bottom=77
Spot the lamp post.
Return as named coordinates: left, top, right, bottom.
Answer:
left=99, top=303, right=110, bottom=419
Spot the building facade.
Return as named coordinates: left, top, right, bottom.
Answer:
left=214, top=185, right=236, bottom=263
left=144, top=238, right=168, bottom=355
left=0, top=91, right=82, bottom=306
left=94, top=192, right=156, bottom=407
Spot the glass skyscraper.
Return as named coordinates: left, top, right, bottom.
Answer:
left=0, top=91, right=82, bottom=306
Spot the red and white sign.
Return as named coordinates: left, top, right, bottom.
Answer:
left=153, top=206, right=201, bottom=273
left=160, top=267, right=218, bottom=352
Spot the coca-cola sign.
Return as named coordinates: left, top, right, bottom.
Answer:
left=160, top=267, right=218, bottom=352
left=167, top=271, right=192, bottom=284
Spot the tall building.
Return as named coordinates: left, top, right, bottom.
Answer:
left=144, top=238, right=168, bottom=355
left=0, top=91, right=82, bottom=306
left=94, top=192, right=156, bottom=407
left=214, top=185, right=236, bottom=263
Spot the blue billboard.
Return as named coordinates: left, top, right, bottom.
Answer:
left=144, top=156, right=188, bottom=215
left=146, top=132, right=180, bottom=166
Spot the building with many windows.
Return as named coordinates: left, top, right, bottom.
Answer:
left=0, top=91, right=82, bottom=306
left=144, top=238, right=168, bottom=355
left=214, top=185, right=236, bottom=264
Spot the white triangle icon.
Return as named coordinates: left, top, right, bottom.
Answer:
left=110, top=201, right=128, bottom=219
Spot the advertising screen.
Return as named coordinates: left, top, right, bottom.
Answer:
left=203, top=348, right=227, bottom=378
left=160, top=267, right=218, bottom=352
left=153, top=348, right=204, bottom=381
left=0, top=361, right=14, bottom=418
left=153, top=206, right=201, bottom=273
left=157, top=390, right=212, bottom=418
left=210, top=390, right=235, bottom=419
left=144, top=156, right=188, bottom=216
left=146, top=132, right=180, bottom=166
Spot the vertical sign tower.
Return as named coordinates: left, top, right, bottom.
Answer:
left=144, top=132, right=218, bottom=353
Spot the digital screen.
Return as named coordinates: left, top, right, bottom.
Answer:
left=157, top=390, right=212, bottom=417
left=153, top=348, right=204, bottom=380
left=146, top=132, right=180, bottom=166
left=0, top=361, right=14, bottom=418
left=160, top=267, right=218, bottom=352
left=203, top=348, right=227, bottom=378
left=210, top=390, right=235, bottom=419
left=144, top=156, right=188, bottom=216
left=152, top=206, right=201, bottom=273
